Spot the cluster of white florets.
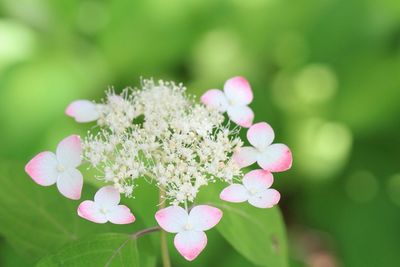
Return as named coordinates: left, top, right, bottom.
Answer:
left=83, top=80, right=243, bottom=204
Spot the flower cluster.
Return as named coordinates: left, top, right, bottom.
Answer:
left=25, top=77, right=292, bottom=261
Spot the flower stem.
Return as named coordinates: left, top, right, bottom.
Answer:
left=132, top=226, right=161, bottom=238
left=159, top=188, right=172, bottom=267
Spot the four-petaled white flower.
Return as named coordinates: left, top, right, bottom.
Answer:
left=25, top=135, right=83, bottom=200
left=220, top=169, right=280, bottom=208
left=65, top=100, right=100, bottom=123
left=155, top=205, right=222, bottom=261
left=78, top=186, right=135, bottom=224
left=233, top=122, right=293, bottom=172
left=201, top=76, right=254, bottom=128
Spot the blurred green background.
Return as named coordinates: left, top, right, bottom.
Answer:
left=1, top=0, right=400, bottom=266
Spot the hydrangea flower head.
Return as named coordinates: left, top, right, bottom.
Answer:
left=25, top=77, right=292, bottom=261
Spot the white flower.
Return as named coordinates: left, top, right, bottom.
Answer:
left=155, top=205, right=222, bottom=261
left=25, top=135, right=83, bottom=200
left=201, top=76, right=254, bottom=128
left=233, top=122, right=292, bottom=172
left=78, top=186, right=135, bottom=224
left=78, top=80, right=243, bottom=205
left=220, top=169, right=280, bottom=208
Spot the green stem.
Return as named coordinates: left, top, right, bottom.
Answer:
left=159, top=188, right=172, bottom=267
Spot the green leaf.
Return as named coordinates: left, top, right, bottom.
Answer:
left=198, top=183, right=289, bottom=267
left=0, top=238, right=32, bottom=267
left=0, top=161, right=142, bottom=264
left=36, top=233, right=139, bottom=267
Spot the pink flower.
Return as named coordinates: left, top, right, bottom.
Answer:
left=77, top=186, right=135, bottom=224
left=65, top=100, right=99, bottom=123
left=220, top=169, right=280, bottom=208
left=201, top=76, right=254, bottom=128
left=155, top=205, right=223, bottom=261
left=25, top=135, right=83, bottom=200
left=233, top=122, right=292, bottom=172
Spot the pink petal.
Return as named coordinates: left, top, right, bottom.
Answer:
left=56, top=135, right=82, bottom=169
left=247, top=122, right=275, bottom=150
left=257, top=144, right=293, bottom=172
left=94, top=186, right=121, bottom=208
left=248, top=189, right=281, bottom=208
left=174, top=231, right=207, bottom=261
left=233, top=146, right=258, bottom=168
left=25, top=152, right=58, bottom=186
left=223, top=76, right=253, bottom=106
left=56, top=168, right=83, bottom=200
left=106, top=205, right=136, bottom=224
left=227, top=105, right=254, bottom=128
left=77, top=200, right=107, bottom=223
left=189, top=205, right=222, bottom=231
left=155, top=206, right=188, bottom=233
left=243, top=169, right=274, bottom=191
left=200, top=89, right=228, bottom=112
left=220, top=184, right=248, bottom=203
left=65, top=100, right=99, bottom=123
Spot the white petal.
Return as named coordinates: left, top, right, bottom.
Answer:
left=155, top=206, right=188, bottom=233
left=94, top=186, right=121, bottom=208
left=174, top=231, right=207, bottom=261
left=227, top=105, right=254, bottom=128
left=257, top=144, right=293, bottom=172
left=56, top=168, right=83, bottom=200
left=247, top=122, right=275, bottom=150
left=25, top=152, right=58, bottom=186
left=77, top=200, right=107, bottom=223
left=189, top=205, right=222, bottom=231
left=243, top=169, right=274, bottom=191
left=233, top=146, right=258, bottom=168
left=220, top=184, right=249, bottom=203
left=223, top=76, right=253, bottom=106
left=106, top=205, right=135, bottom=224
left=200, top=89, right=228, bottom=112
left=56, top=135, right=82, bottom=168
left=65, top=100, right=99, bottom=123
left=248, top=189, right=280, bottom=208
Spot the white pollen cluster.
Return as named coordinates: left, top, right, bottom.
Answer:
left=83, top=79, right=243, bottom=205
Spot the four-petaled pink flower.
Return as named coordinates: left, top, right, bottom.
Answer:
left=201, top=76, right=254, bottom=128
left=65, top=100, right=99, bottom=123
left=78, top=186, right=135, bottom=224
left=155, top=205, right=223, bottom=261
left=233, top=122, right=293, bottom=172
left=25, top=135, right=83, bottom=200
left=220, top=169, right=280, bottom=208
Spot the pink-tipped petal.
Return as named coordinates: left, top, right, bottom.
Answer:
left=227, top=105, right=254, bottom=128
left=248, top=189, right=281, bottom=208
left=56, top=135, right=82, bottom=168
left=56, top=168, right=83, bottom=200
left=155, top=206, right=188, bottom=233
left=257, top=144, right=293, bottom=172
left=94, top=186, right=121, bottom=208
left=223, top=76, right=253, bottom=106
left=200, top=89, right=228, bottom=112
left=106, top=205, right=136, bottom=224
left=174, top=231, right=207, bottom=261
left=247, top=122, right=275, bottom=150
left=77, top=200, right=107, bottom=223
left=220, top=184, right=248, bottom=203
left=189, top=205, right=223, bottom=231
left=25, top=152, right=58, bottom=186
left=65, top=100, right=99, bottom=123
left=243, top=169, right=274, bottom=190
left=233, top=146, right=258, bottom=168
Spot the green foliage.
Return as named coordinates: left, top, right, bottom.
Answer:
left=36, top=233, right=140, bottom=267
left=0, top=161, right=141, bottom=264
left=198, top=183, right=288, bottom=267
